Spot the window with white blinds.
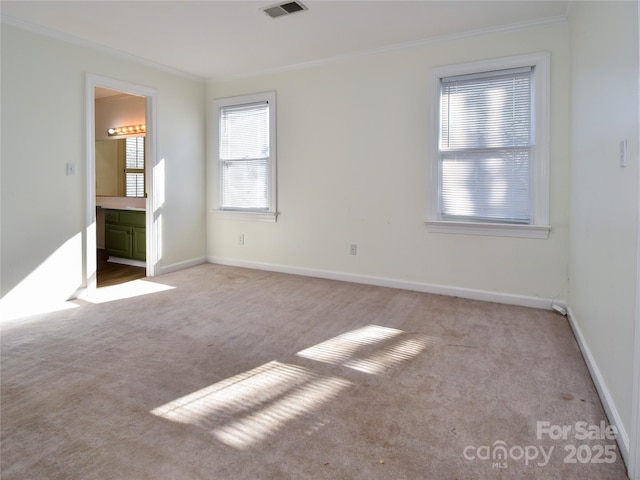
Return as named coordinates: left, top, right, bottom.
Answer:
left=427, top=53, right=550, bottom=239
left=125, top=136, right=144, bottom=198
left=214, top=92, right=277, bottom=219
left=440, top=67, right=532, bottom=224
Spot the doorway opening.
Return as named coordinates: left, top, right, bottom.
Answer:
left=94, top=87, right=147, bottom=287
left=85, top=75, right=158, bottom=296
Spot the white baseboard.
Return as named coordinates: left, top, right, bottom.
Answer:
left=159, top=256, right=207, bottom=275
left=206, top=256, right=556, bottom=310
left=565, top=306, right=630, bottom=466
left=206, top=257, right=632, bottom=473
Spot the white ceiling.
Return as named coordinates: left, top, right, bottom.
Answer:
left=1, top=0, right=569, bottom=81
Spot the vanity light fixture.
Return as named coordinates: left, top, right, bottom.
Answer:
left=107, top=124, right=146, bottom=136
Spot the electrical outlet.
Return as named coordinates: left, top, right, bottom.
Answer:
left=239, top=234, right=244, bottom=245
left=350, top=244, right=357, bottom=256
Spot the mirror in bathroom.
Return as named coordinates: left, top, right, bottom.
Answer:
left=95, top=87, right=146, bottom=198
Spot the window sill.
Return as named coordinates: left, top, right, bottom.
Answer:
left=212, top=210, right=278, bottom=223
left=425, top=220, right=550, bottom=239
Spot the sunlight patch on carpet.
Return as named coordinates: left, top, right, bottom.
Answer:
left=151, top=360, right=351, bottom=449
left=296, top=325, right=403, bottom=365
left=344, top=335, right=438, bottom=374
left=151, top=325, right=437, bottom=449
left=296, top=324, right=437, bottom=374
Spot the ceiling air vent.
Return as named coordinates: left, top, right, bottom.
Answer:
left=262, top=1, right=307, bottom=19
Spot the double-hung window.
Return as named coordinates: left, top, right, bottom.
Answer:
left=213, top=92, right=277, bottom=221
left=427, top=53, right=550, bottom=238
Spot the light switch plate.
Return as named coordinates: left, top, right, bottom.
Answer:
left=619, top=139, right=627, bottom=168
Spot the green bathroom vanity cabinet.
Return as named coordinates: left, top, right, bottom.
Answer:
left=104, top=209, right=146, bottom=261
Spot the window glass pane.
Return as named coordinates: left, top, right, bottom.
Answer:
left=439, top=68, right=532, bottom=223
left=440, top=148, right=530, bottom=223
left=126, top=173, right=144, bottom=198
left=124, top=136, right=144, bottom=198
left=221, top=159, right=269, bottom=210
left=126, top=137, right=144, bottom=169
left=441, top=72, right=531, bottom=150
left=219, top=101, right=270, bottom=210
left=220, top=103, right=269, bottom=161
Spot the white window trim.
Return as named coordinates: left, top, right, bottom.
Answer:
left=212, top=91, right=278, bottom=222
left=426, top=52, right=551, bottom=239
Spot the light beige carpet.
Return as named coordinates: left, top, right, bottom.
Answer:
left=0, top=264, right=629, bottom=479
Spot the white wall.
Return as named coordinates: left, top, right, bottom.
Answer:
left=1, top=6, right=637, bottom=475
left=568, top=0, right=639, bottom=462
left=206, top=21, right=571, bottom=305
left=0, top=24, right=207, bottom=312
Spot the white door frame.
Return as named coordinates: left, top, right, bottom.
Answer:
left=84, top=74, right=159, bottom=295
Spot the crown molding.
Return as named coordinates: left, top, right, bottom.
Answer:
left=0, top=11, right=567, bottom=86
left=207, top=14, right=568, bottom=83
left=1, top=14, right=204, bottom=83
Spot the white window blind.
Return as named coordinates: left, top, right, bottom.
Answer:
left=126, top=173, right=144, bottom=197
left=125, top=137, right=144, bottom=198
left=439, top=67, right=533, bottom=224
left=219, top=101, right=270, bottom=211
left=126, top=137, right=144, bottom=169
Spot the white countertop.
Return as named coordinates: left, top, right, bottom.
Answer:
left=96, top=196, right=146, bottom=211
